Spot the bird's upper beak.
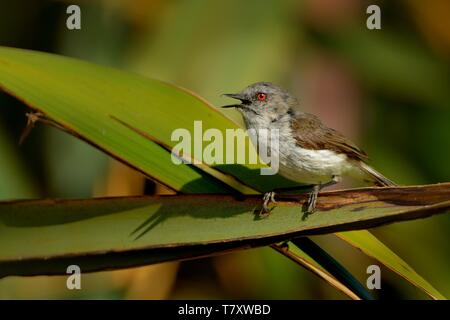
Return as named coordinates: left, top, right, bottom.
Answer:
left=221, top=93, right=250, bottom=108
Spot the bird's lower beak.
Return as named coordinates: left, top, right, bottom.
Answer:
left=221, top=104, right=241, bottom=108
left=221, top=93, right=250, bottom=108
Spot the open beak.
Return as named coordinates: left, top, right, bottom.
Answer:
left=221, top=93, right=250, bottom=108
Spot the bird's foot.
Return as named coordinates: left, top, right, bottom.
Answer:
left=306, top=189, right=318, bottom=213
left=259, top=191, right=277, bottom=217
left=302, top=185, right=320, bottom=219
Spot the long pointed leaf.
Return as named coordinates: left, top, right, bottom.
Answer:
left=336, top=230, right=446, bottom=300
left=0, top=46, right=295, bottom=193
left=1, top=186, right=449, bottom=277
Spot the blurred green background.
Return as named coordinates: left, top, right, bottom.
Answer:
left=0, top=0, right=449, bottom=299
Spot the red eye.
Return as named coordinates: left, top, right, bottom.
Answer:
left=256, top=93, right=267, bottom=101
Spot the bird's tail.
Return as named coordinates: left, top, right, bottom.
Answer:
left=359, top=162, right=397, bottom=186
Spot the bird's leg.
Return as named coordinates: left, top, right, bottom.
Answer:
left=305, top=184, right=320, bottom=214
left=319, top=175, right=340, bottom=189
left=260, top=191, right=277, bottom=216
left=304, top=176, right=340, bottom=215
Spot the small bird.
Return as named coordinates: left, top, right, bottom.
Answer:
left=222, top=82, right=395, bottom=215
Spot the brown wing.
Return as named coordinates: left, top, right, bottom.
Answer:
left=291, top=112, right=368, bottom=161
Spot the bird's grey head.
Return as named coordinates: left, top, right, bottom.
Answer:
left=222, top=82, right=298, bottom=122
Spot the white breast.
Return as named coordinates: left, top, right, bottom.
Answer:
left=278, top=144, right=352, bottom=184
left=243, top=112, right=354, bottom=185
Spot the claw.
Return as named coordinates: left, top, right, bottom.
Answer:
left=305, top=185, right=319, bottom=214
left=260, top=191, right=277, bottom=216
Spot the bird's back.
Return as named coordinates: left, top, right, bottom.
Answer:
left=290, top=112, right=368, bottom=162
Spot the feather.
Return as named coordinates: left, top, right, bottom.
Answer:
left=358, top=161, right=397, bottom=186
left=291, top=112, right=368, bottom=161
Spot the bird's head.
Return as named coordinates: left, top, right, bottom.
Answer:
left=222, top=82, right=297, bottom=121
